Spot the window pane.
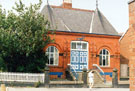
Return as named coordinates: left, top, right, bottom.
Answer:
left=76, top=57, right=79, bottom=63
left=103, top=49, right=105, bottom=55
left=80, top=56, right=83, bottom=63
left=54, top=54, right=58, bottom=65
left=103, top=56, right=105, bottom=60
left=103, top=59, right=105, bottom=66
left=99, top=56, right=102, bottom=65
left=51, top=46, right=54, bottom=52
left=51, top=54, right=53, bottom=57
left=47, top=56, right=49, bottom=64
left=50, top=58, right=54, bottom=64
left=106, top=50, right=108, bottom=55
left=82, top=43, right=87, bottom=49
left=106, top=56, right=108, bottom=65
left=72, top=57, right=74, bottom=62
left=46, top=48, right=49, bottom=52
left=72, top=43, right=76, bottom=49
left=84, top=56, right=86, bottom=63
left=103, top=56, right=105, bottom=66
left=100, top=50, right=102, bottom=54
left=55, top=47, right=58, bottom=52
left=77, top=43, right=81, bottom=49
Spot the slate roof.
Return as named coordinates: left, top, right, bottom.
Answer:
left=41, top=5, right=119, bottom=36
left=92, top=9, right=118, bottom=35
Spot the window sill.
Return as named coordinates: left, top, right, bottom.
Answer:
left=100, top=66, right=110, bottom=68
left=100, top=66, right=114, bottom=69
left=48, top=65, right=59, bottom=67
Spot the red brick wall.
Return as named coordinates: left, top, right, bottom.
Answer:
left=120, top=0, right=135, bottom=67
left=128, top=27, right=135, bottom=90
left=130, top=56, right=135, bottom=91
left=125, top=25, right=135, bottom=91
left=129, top=1, right=135, bottom=26
left=122, top=1, right=135, bottom=90
left=44, top=31, right=120, bottom=80
left=120, top=29, right=131, bottom=65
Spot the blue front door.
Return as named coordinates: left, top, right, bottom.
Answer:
left=70, top=41, right=88, bottom=72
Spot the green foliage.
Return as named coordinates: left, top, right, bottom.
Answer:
left=0, top=0, right=52, bottom=72
left=34, top=81, right=41, bottom=88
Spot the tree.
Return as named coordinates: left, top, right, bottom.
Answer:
left=0, top=0, right=52, bottom=73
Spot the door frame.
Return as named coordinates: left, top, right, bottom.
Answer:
left=70, top=41, right=89, bottom=72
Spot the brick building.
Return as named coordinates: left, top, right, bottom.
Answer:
left=120, top=0, right=135, bottom=90
left=120, top=0, right=135, bottom=79
left=42, top=0, right=120, bottom=81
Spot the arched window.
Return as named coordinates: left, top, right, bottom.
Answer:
left=99, top=49, right=110, bottom=67
left=46, top=46, right=59, bottom=65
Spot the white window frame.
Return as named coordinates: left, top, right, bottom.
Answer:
left=46, top=46, right=59, bottom=66
left=99, top=49, right=110, bottom=67
left=71, top=41, right=88, bottom=51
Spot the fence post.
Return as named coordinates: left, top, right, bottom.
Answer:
left=112, top=68, right=118, bottom=88
left=82, top=68, right=88, bottom=88
left=44, top=65, right=50, bottom=88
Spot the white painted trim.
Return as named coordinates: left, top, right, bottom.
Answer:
left=58, top=18, right=71, bottom=32
left=63, top=22, right=71, bottom=32
left=89, top=12, right=95, bottom=33
left=93, top=64, right=104, bottom=74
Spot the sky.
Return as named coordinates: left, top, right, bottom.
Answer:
left=0, top=0, right=129, bottom=33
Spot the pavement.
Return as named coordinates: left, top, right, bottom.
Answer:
left=7, top=88, right=129, bottom=91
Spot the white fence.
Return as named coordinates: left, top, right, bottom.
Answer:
left=0, top=72, right=45, bottom=83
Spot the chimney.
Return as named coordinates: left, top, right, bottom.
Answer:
left=128, top=0, right=135, bottom=26
left=63, top=0, right=72, bottom=9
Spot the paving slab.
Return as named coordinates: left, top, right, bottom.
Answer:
left=6, top=87, right=129, bottom=91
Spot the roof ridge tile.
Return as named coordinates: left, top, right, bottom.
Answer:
left=51, top=5, right=94, bottom=12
